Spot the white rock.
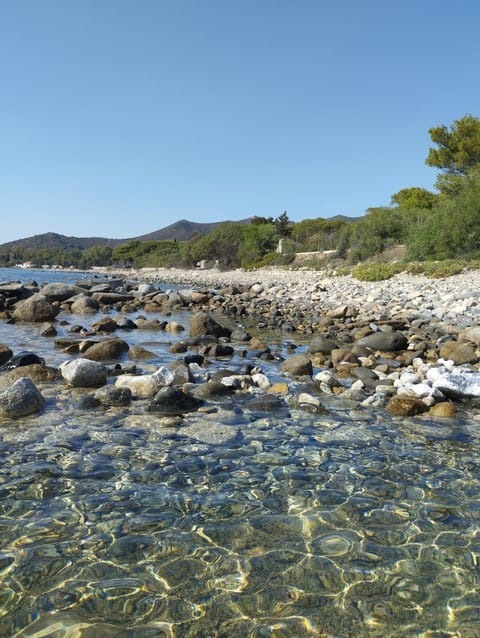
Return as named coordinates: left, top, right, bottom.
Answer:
left=251, top=373, right=271, bottom=390
left=60, top=358, right=108, bottom=388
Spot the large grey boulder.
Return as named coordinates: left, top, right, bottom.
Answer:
left=0, top=377, right=45, bottom=418
left=13, top=294, right=59, bottom=322
left=41, top=283, right=86, bottom=302
left=356, top=331, right=408, bottom=352
left=60, top=358, right=108, bottom=387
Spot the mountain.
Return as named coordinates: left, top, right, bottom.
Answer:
left=0, top=219, right=235, bottom=253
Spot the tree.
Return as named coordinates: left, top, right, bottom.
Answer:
left=391, top=187, right=437, bottom=210
left=426, top=114, right=480, bottom=195
left=274, top=211, right=292, bottom=237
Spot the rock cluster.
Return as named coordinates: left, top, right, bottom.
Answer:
left=1, top=268, right=480, bottom=420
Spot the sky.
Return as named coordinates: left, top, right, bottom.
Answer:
left=1, top=0, right=480, bottom=243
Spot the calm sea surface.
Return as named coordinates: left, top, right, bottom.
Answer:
left=0, top=267, right=479, bottom=637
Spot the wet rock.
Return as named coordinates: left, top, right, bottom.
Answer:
left=135, top=317, right=166, bottom=330
left=114, top=316, right=137, bottom=330
left=92, top=317, right=118, bottom=333
left=0, top=344, right=13, bottom=366
left=0, top=377, right=45, bottom=417
left=60, top=358, right=108, bottom=388
left=128, top=344, right=157, bottom=360
left=83, top=338, right=129, bottom=362
left=190, top=380, right=235, bottom=400
left=386, top=395, right=428, bottom=416
left=429, top=401, right=457, bottom=417
left=13, top=294, right=59, bottom=322
left=147, top=386, right=205, bottom=416
left=331, top=348, right=359, bottom=366
left=356, top=331, right=408, bottom=352
left=428, top=366, right=480, bottom=399
left=189, top=312, right=232, bottom=339
left=199, top=343, right=235, bottom=358
left=280, top=354, right=313, bottom=377
left=91, top=292, right=134, bottom=304
left=40, top=322, right=57, bottom=337
left=0, top=364, right=60, bottom=388
left=93, top=385, right=132, bottom=406
left=1, top=351, right=45, bottom=370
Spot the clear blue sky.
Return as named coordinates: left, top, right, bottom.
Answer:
left=1, top=0, right=479, bottom=242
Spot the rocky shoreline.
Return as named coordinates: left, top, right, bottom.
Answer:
left=1, top=266, right=480, bottom=421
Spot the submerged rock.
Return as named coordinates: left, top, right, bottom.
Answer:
left=1, top=351, right=45, bottom=370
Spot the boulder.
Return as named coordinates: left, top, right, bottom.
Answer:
left=189, top=312, right=231, bottom=339
left=0, top=377, right=45, bottom=418
left=13, top=294, right=59, bottom=322
left=40, top=283, right=86, bottom=302
left=356, top=331, right=408, bottom=352
left=60, top=358, right=108, bottom=387
left=147, top=386, right=204, bottom=416
left=280, top=353, right=313, bottom=377
left=308, top=336, right=337, bottom=354
left=70, top=294, right=99, bottom=314
left=0, top=364, right=60, bottom=389
left=82, top=338, right=129, bottom=362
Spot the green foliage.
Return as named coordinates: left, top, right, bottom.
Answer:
left=391, top=187, right=437, bottom=209
left=238, top=222, right=278, bottom=268
left=336, top=207, right=408, bottom=263
left=406, top=170, right=480, bottom=260
left=405, top=260, right=466, bottom=278
left=182, top=222, right=244, bottom=269
left=293, top=217, right=347, bottom=252
left=426, top=114, right=480, bottom=195
left=352, top=262, right=404, bottom=281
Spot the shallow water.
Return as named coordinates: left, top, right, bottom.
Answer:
left=0, top=268, right=479, bottom=637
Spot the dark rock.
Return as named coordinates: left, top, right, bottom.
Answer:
left=0, top=344, right=13, bottom=366
left=190, top=381, right=235, bottom=400
left=147, top=386, right=204, bottom=416
left=93, top=385, right=132, bottom=406
left=40, top=322, right=57, bottom=337
left=1, top=351, right=45, bottom=370
left=356, top=331, right=408, bottom=352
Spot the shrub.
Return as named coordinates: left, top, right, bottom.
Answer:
left=352, top=262, right=404, bottom=281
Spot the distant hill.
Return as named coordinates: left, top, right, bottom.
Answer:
left=0, top=216, right=360, bottom=254
left=0, top=219, right=238, bottom=253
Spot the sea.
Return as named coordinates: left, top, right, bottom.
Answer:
left=0, top=267, right=479, bottom=637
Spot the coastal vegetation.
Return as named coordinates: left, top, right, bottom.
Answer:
left=2, top=114, right=480, bottom=274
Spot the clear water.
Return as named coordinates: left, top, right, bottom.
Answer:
left=0, top=268, right=479, bottom=637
